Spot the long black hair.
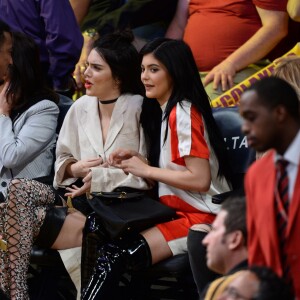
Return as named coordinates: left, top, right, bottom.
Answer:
left=140, top=38, right=232, bottom=185
left=0, top=20, right=11, bottom=85
left=0, top=20, right=11, bottom=48
left=7, top=32, right=59, bottom=114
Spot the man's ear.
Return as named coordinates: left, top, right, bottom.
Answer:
left=228, top=231, right=244, bottom=251
left=274, top=105, right=288, bottom=123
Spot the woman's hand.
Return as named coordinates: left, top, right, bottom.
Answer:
left=0, top=81, right=11, bottom=115
left=65, top=184, right=88, bottom=198
left=67, top=157, right=103, bottom=178
left=108, top=149, right=148, bottom=167
left=65, top=161, right=109, bottom=198
left=73, top=34, right=95, bottom=89
left=123, top=156, right=211, bottom=192
left=203, top=59, right=236, bottom=92
left=65, top=171, right=92, bottom=198
left=118, top=156, right=150, bottom=178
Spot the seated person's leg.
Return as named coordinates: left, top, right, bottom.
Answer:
left=187, top=224, right=219, bottom=296
left=0, top=178, right=56, bottom=299
left=51, top=210, right=85, bottom=250
left=0, top=178, right=86, bottom=299
left=82, top=226, right=171, bottom=299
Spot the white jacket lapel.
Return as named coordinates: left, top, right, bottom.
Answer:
left=79, top=97, right=105, bottom=156
left=104, top=95, right=127, bottom=151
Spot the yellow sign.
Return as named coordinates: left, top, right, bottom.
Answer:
left=211, top=43, right=300, bottom=108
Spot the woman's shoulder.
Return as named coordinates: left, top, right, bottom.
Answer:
left=26, top=99, right=59, bottom=114
left=74, top=94, right=96, bottom=104
left=121, top=93, right=143, bottom=104
left=70, top=95, right=98, bottom=110
left=171, top=100, right=201, bottom=116
left=168, top=100, right=204, bottom=128
left=120, top=93, right=144, bottom=110
left=182, top=100, right=203, bottom=118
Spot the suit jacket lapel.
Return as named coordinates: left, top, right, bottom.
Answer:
left=104, top=95, right=126, bottom=151
left=260, top=152, right=280, bottom=258
left=262, top=152, right=300, bottom=269
left=287, top=165, right=300, bottom=236
left=80, top=97, right=105, bottom=156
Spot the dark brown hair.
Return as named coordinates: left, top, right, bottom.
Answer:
left=7, top=32, right=58, bottom=114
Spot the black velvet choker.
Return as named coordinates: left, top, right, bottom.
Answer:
left=98, top=98, right=118, bottom=104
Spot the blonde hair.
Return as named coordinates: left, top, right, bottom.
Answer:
left=204, top=271, right=245, bottom=300
left=273, top=56, right=300, bottom=101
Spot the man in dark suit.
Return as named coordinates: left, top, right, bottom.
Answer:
left=240, top=77, right=300, bottom=298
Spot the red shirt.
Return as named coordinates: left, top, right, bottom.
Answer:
left=184, top=0, right=287, bottom=71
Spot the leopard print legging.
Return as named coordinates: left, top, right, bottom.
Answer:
left=0, top=178, right=55, bottom=300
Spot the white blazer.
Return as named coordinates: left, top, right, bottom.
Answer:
left=54, top=93, right=150, bottom=192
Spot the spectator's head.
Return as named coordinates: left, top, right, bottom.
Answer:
left=217, top=266, right=294, bottom=300
left=86, top=30, right=143, bottom=97
left=0, top=20, right=12, bottom=84
left=239, top=77, right=300, bottom=155
left=6, top=32, right=58, bottom=111
left=202, top=190, right=247, bottom=274
left=273, top=56, right=300, bottom=100
left=139, top=37, right=209, bottom=107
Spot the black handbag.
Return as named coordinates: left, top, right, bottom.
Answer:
left=87, top=190, right=177, bottom=240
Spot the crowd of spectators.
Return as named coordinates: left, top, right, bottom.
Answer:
left=0, top=0, right=300, bottom=299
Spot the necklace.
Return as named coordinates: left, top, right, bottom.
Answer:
left=98, top=98, right=118, bottom=104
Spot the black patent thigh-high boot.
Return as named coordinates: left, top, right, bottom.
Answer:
left=81, top=234, right=151, bottom=300
left=81, top=212, right=108, bottom=293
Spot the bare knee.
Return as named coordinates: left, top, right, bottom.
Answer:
left=190, top=223, right=212, bottom=233
left=142, top=227, right=172, bottom=265
left=10, top=178, right=23, bottom=184
left=51, top=211, right=86, bottom=249
left=6, top=179, right=24, bottom=206
left=8, top=178, right=23, bottom=192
